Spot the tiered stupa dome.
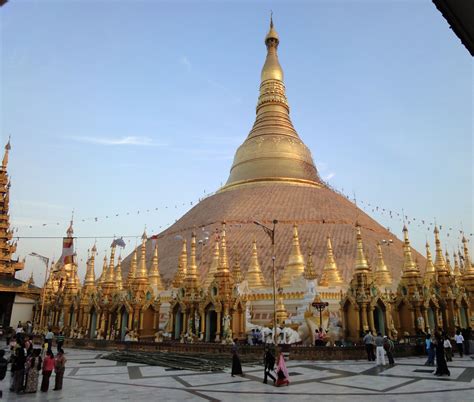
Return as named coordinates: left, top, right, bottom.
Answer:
left=122, top=19, right=424, bottom=285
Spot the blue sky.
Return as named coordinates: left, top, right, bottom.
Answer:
left=1, top=0, right=472, bottom=283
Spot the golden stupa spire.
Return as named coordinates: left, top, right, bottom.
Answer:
left=98, top=255, right=107, bottom=286
left=148, top=241, right=164, bottom=291
left=433, top=226, right=448, bottom=274
left=105, top=244, right=116, bottom=284
left=185, top=231, right=199, bottom=290
left=84, top=244, right=96, bottom=287
left=203, top=236, right=220, bottom=288
left=217, top=224, right=230, bottom=274
left=135, top=230, right=148, bottom=279
left=355, top=224, right=370, bottom=273
left=232, top=251, right=244, bottom=284
left=115, top=255, right=123, bottom=291
left=401, top=225, right=418, bottom=275
left=462, top=236, right=473, bottom=272
left=424, top=241, right=436, bottom=284
left=2, top=137, right=10, bottom=169
left=222, top=16, right=319, bottom=190
left=320, top=237, right=343, bottom=286
left=304, top=250, right=317, bottom=280
left=445, top=251, right=452, bottom=273
left=281, top=224, right=305, bottom=286
left=128, top=248, right=137, bottom=286
left=245, top=238, right=267, bottom=288
left=374, top=242, right=392, bottom=287
left=461, top=236, right=474, bottom=286
left=172, top=239, right=187, bottom=288
left=215, top=224, right=234, bottom=294
left=453, top=251, right=462, bottom=278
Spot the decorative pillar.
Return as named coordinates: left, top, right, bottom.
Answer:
left=423, top=308, right=430, bottom=333
left=410, top=308, right=416, bottom=335
left=216, top=311, right=222, bottom=342
left=368, top=306, right=376, bottom=333
left=361, top=303, right=369, bottom=331
left=182, top=311, right=188, bottom=335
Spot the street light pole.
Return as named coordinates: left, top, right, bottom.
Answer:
left=253, top=219, right=278, bottom=346
left=30, top=252, right=50, bottom=331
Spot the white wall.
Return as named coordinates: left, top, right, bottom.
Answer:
left=9, top=295, right=35, bottom=326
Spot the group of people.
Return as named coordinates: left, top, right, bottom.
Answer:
left=230, top=340, right=290, bottom=387
left=363, top=331, right=395, bottom=366
left=0, top=327, right=67, bottom=396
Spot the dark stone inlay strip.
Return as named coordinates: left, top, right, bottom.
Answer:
left=172, top=375, right=192, bottom=388
left=116, top=361, right=127, bottom=366
left=127, top=366, right=142, bottom=380
left=68, top=367, right=80, bottom=376
left=185, top=389, right=220, bottom=402
left=79, top=361, right=96, bottom=364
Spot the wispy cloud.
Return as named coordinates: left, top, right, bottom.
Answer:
left=68, top=136, right=165, bottom=147
left=323, top=172, right=336, bottom=181
left=180, top=56, right=192, bottom=72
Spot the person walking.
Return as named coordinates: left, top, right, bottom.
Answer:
left=434, top=333, right=450, bottom=376
left=56, top=331, right=65, bottom=353
left=45, top=328, right=54, bottom=352
left=40, top=350, right=54, bottom=392
left=383, top=335, right=395, bottom=366
left=454, top=330, right=464, bottom=358
left=424, top=334, right=435, bottom=366
left=231, top=340, right=243, bottom=377
left=374, top=332, right=385, bottom=366
left=443, top=336, right=453, bottom=362
left=462, top=327, right=471, bottom=355
left=363, top=331, right=375, bottom=361
left=275, top=353, right=290, bottom=387
left=12, top=345, right=26, bottom=393
left=25, top=349, right=42, bottom=393
left=53, top=349, right=66, bottom=391
left=263, top=345, right=276, bottom=384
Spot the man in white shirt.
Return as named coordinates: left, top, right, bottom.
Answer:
left=455, top=330, right=464, bottom=357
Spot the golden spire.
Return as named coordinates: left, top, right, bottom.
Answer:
left=433, top=226, right=448, bottom=273
left=221, top=17, right=319, bottom=191
left=98, top=255, right=107, bottom=286
left=424, top=241, right=436, bottom=284
left=217, top=224, right=230, bottom=274
left=232, top=251, right=243, bottom=284
left=148, top=241, right=164, bottom=291
left=304, top=250, right=317, bottom=280
left=115, top=255, right=123, bottom=291
left=355, top=224, right=370, bottom=273
left=445, top=251, right=452, bottom=273
left=374, top=242, right=392, bottom=287
left=203, top=236, right=220, bottom=288
left=135, top=230, right=149, bottom=283
left=245, top=238, right=267, bottom=288
left=401, top=225, right=418, bottom=275
left=172, top=239, right=187, bottom=288
left=462, top=236, right=473, bottom=272
left=2, top=138, right=10, bottom=169
left=215, top=224, right=234, bottom=294
left=281, top=224, right=305, bottom=286
left=105, top=244, right=116, bottom=284
left=275, top=292, right=288, bottom=326
left=185, top=232, right=199, bottom=290
left=319, top=237, right=343, bottom=286
left=453, top=252, right=462, bottom=278
left=461, top=236, right=474, bottom=284
left=84, top=245, right=96, bottom=287
left=128, top=248, right=137, bottom=286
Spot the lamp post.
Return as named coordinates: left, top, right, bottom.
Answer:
left=312, top=294, right=329, bottom=329
left=29, top=252, right=50, bottom=331
left=253, top=219, right=278, bottom=346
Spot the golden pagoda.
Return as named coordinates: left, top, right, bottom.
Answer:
left=319, top=237, right=343, bottom=287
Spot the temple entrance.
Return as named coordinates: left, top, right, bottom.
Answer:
left=343, top=300, right=359, bottom=341
left=460, top=306, right=468, bottom=328
left=142, top=307, right=155, bottom=337
left=428, top=307, right=436, bottom=332
left=120, top=308, right=128, bottom=340
left=205, top=306, right=217, bottom=342
left=173, top=305, right=183, bottom=340
left=373, top=304, right=385, bottom=335
left=89, top=308, right=97, bottom=338
left=398, top=302, right=413, bottom=335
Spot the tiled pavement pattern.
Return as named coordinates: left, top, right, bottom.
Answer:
left=2, top=348, right=473, bottom=401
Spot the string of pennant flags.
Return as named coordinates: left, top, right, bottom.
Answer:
left=12, top=188, right=472, bottom=240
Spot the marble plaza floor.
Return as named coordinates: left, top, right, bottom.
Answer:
left=1, top=347, right=473, bottom=401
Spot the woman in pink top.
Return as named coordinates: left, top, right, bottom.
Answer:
left=40, top=351, right=55, bottom=392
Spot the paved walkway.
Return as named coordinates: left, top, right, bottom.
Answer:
left=2, top=348, right=473, bottom=401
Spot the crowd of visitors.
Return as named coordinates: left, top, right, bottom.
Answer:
left=0, top=324, right=67, bottom=396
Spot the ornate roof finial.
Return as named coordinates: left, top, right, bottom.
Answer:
left=304, top=250, right=317, bottom=281
left=172, top=239, right=187, bottom=288
left=433, top=226, right=448, bottom=274
left=232, top=251, right=243, bottom=284
left=203, top=235, right=220, bottom=289
left=453, top=251, right=461, bottom=278
left=148, top=241, right=164, bottom=292
left=98, top=255, right=107, bottom=286
left=66, top=211, right=74, bottom=237
left=2, top=136, right=11, bottom=168
left=375, top=242, right=392, bottom=287
left=128, top=248, right=137, bottom=286
left=320, top=237, right=343, bottom=286
left=246, top=238, right=267, bottom=289
left=185, top=232, right=199, bottom=289
left=355, top=223, right=369, bottom=272
left=105, top=243, right=116, bottom=284
left=115, top=256, right=123, bottom=291
left=424, top=241, right=436, bottom=284
left=135, top=231, right=149, bottom=284
left=401, top=225, right=419, bottom=275
left=281, top=224, right=305, bottom=286
left=218, top=223, right=230, bottom=273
